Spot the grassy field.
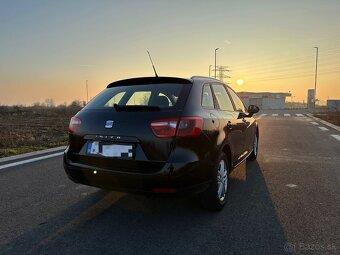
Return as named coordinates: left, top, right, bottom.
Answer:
left=0, top=105, right=82, bottom=158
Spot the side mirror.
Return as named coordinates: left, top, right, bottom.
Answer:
left=247, top=105, right=260, bottom=116
left=238, top=112, right=248, bottom=119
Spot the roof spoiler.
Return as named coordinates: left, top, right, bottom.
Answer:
left=107, top=77, right=192, bottom=88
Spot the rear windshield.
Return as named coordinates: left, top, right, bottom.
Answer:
left=84, top=83, right=190, bottom=111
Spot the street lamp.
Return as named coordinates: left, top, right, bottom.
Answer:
left=86, top=80, right=89, bottom=103
left=314, top=47, right=319, bottom=110
left=214, top=48, right=219, bottom=79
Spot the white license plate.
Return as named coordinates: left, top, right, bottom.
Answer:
left=87, top=141, right=133, bottom=158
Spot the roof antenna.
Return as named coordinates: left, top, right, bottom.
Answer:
left=147, top=50, right=158, bottom=77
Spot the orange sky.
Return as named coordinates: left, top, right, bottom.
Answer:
left=1, top=1, right=339, bottom=105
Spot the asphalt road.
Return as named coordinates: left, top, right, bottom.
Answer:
left=0, top=110, right=339, bottom=255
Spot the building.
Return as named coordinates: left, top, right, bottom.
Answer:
left=237, top=92, right=291, bottom=110
left=307, top=89, right=315, bottom=109
left=327, top=100, right=340, bottom=111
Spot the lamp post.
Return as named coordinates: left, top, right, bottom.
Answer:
left=314, top=47, right=319, bottom=111
left=209, top=65, right=212, bottom=77
left=214, top=48, right=219, bottom=79
left=86, top=80, right=89, bottom=104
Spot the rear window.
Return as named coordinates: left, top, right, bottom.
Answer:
left=84, top=83, right=189, bottom=110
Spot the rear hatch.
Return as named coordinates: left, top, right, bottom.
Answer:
left=67, top=77, right=192, bottom=173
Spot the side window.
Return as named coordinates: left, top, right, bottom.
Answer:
left=227, top=88, right=246, bottom=112
left=201, top=84, right=214, bottom=109
left=211, top=84, right=234, bottom=111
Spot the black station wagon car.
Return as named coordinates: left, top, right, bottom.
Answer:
left=64, top=76, right=259, bottom=210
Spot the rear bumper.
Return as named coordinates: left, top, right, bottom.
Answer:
left=63, top=151, right=212, bottom=195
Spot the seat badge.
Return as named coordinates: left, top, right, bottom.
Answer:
left=105, top=120, right=114, bottom=129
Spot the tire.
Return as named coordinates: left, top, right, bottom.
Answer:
left=248, top=132, right=258, bottom=161
left=200, top=152, right=229, bottom=211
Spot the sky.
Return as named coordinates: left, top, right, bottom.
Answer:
left=1, top=0, right=340, bottom=105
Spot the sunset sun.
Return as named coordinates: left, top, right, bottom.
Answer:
left=236, top=79, right=244, bottom=86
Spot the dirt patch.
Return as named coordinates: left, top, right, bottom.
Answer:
left=314, top=111, right=340, bottom=127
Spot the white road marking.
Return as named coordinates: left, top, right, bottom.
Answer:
left=295, top=113, right=304, bottom=117
left=0, top=152, right=63, bottom=170
left=318, top=127, right=329, bottom=131
left=286, top=184, right=298, bottom=188
left=0, top=146, right=66, bottom=164
left=330, top=134, right=340, bottom=142
left=272, top=114, right=278, bottom=117
left=307, top=113, right=340, bottom=132
left=284, top=114, right=291, bottom=117
left=311, top=122, right=319, bottom=125
left=259, top=113, right=267, bottom=117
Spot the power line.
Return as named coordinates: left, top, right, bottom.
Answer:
left=247, top=69, right=340, bottom=83
left=230, top=48, right=340, bottom=69
left=234, top=62, right=340, bottom=78
left=249, top=66, right=340, bottom=79
left=230, top=56, right=340, bottom=80
left=231, top=53, right=340, bottom=73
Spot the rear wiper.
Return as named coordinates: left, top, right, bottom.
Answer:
left=113, top=104, right=160, bottom=112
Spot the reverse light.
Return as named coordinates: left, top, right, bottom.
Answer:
left=151, top=117, right=203, bottom=138
left=151, top=118, right=179, bottom=138
left=68, top=117, right=81, bottom=134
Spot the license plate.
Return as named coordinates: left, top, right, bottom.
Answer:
left=87, top=141, right=133, bottom=158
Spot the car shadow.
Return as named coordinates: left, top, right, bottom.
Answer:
left=1, top=161, right=289, bottom=255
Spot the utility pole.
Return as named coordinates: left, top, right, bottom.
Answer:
left=209, top=65, right=212, bottom=77
left=214, top=48, right=219, bottom=79
left=86, top=80, right=89, bottom=103
left=291, top=95, right=295, bottom=109
left=211, top=66, right=230, bottom=81
left=314, top=47, right=319, bottom=111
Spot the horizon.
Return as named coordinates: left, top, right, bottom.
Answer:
left=1, top=0, right=340, bottom=105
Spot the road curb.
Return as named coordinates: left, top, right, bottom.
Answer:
left=307, top=113, right=340, bottom=132
left=0, top=146, right=66, bottom=164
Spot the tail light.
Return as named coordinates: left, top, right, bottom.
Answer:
left=151, top=117, right=203, bottom=138
left=176, top=117, right=203, bottom=137
left=68, top=117, right=81, bottom=134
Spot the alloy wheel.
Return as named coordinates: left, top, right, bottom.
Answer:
left=217, top=159, right=228, bottom=201
left=253, top=135, right=258, bottom=156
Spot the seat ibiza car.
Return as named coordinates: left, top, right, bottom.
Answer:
left=64, top=76, right=259, bottom=210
